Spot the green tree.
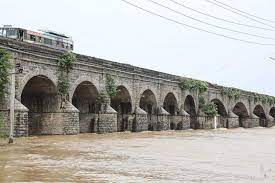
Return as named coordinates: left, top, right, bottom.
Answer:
left=57, top=52, right=76, bottom=97
left=105, top=74, right=117, bottom=98
left=0, top=49, right=12, bottom=99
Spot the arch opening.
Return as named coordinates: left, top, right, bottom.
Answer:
left=211, top=99, right=227, bottom=116
left=164, top=93, right=178, bottom=115
left=211, top=99, right=228, bottom=128
left=270, top=107, right=275, bottom=118
left=111, top=86, right=132, bottom=132
left=21, top=75, right=59, bottom=135
left=72, top=81, right=99, bottom=133
left=184, top=95, right=197, bottom=129
left=164, top=93, right=178, bottom=130
left=253, top=105, right=267, bottom=127
left=233, top=102, right=249, bottom=127
left=140, top=89, right=157, bottom=130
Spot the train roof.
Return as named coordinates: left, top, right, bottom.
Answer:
left=0, top=25, right=72, bottom=40
left=39, top=30, right=71, bottom=39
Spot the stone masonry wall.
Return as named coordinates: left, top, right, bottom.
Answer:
left=0, top=37, right=275, bottom=136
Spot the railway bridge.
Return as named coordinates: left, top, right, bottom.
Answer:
left=0, top=37, right=275, bottom=137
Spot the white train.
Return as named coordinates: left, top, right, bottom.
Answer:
left=0, top=25, right=74, bottom=51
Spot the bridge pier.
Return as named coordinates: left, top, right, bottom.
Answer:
left=97, top=104, right=117, bottom=134
left=266, top=115, right=275, bottom=127
left=174, top=109, right=190, bottom=130
left=132, top=107, right=148, bottom=132
left=226, top=112, right=239, bottom=128
left=0, top=99, right=29, bottom=137
left=156, top=107, right=170, bottom=131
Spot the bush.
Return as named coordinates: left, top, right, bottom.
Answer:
left=179, top=79, right=208, bottom=94
left=106, top=74, right=117, bottom=97
left=199, top=96, right=206, bottom=109
left=0, top=113, right=7, bottom=138
left=220, top=87, right=241, bottom=100
left=203, top=102, right=218, bottom=117
left=57, top=52, right=76, bottom=96
left=0, top=49, right=12, bottom=99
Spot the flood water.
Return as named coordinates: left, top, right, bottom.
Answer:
left=0, top=128, right=275, bottom=183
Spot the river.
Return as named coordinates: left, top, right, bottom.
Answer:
left=0, top=128, right=275, bottom=183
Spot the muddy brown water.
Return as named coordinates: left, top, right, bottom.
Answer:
left=0, top=128, right=275, bottom=183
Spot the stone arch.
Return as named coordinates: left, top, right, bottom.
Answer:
left=184, top=95, right=197, bottom=129
left=111, top=85, right=132, bottom=132
left=140, top=89, right=157, bottom=115
left=139, top=86, right=159, bottom=107
left=18, top=69, right=57, bottom=100
left=163, top=92, right=178, bottom=115
left=72, top=81, right=99, bottom=133
left=211, top=99, right=227, bottom=116
left=21, top=75, right=59, bottom=135
left=211, top=98, right=228, bottom=128
left=140, top=89, right=158, bottom=131
left=69, top=76, right=99, bottom=102
left=253, top=105, right=267, bottom=127
left=232, top=102, right=249, bottom=127
left=270, top=107, right=275, bottom=118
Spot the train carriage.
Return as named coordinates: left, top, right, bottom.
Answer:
left=0, top=25, right=74, bottom=51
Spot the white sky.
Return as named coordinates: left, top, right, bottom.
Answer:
left=2, top=0, right=275, bottom=95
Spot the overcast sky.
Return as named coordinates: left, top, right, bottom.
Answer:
left=2, top=0, right=275, bottom=95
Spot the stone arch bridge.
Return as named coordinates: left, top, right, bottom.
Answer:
left=0, top=37, right=274, bottom=137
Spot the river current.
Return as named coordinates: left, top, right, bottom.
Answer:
left=0, top=128, right=275, bottom=183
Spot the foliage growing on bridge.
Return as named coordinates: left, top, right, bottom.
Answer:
left=199, top=96, right=218, bottom=117
left=199, top=96, right=206, bottom=109
left=220, top=87, right=241, bottom=100
left=96, top=91, right=108, bottom=105
left=267, top=96, right=275, bottom=105
left=253, top=93, right=275, bottom=105
left=0, top=49, right=12, bottom=99
left=106, top=74, right=118, bottom=98
left=57, top=52, right=76, bottom=97
left=203, top=102, right=218, bottom=117
left=0, top=112, right=7, bottom=139
left=179, top=79, right=208, bottom=94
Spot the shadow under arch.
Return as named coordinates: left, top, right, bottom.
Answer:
left=163, top=92, right=178, bottom=130
left=72, top=81, right=99, bottom=133
left=184, top=95, right=198, bottom=129
left=140, top=89, right=157, bottom=131
left=211, top=98, right=228, bottom=128
left=270, top=107, right=275, bottom=118
left=232, top=102, right=249, bottom=127
left=253, top=105, right=267, bottom=127
left=21, top=75, right=59, bottom=135
left=111, top=85, right=132, bottom=132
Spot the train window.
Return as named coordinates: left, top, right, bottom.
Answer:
left=7, top=29, right=16, bottom=36
left=38, top=37, right=42, bottom=43
left=30, top=35, right=36, bottom=42
left=0, top=29, right=6, bottom=37
left=44, top=38, right=52, bottom=45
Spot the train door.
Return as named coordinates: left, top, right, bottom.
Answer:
left=18, top=29, right=24, bottom=41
